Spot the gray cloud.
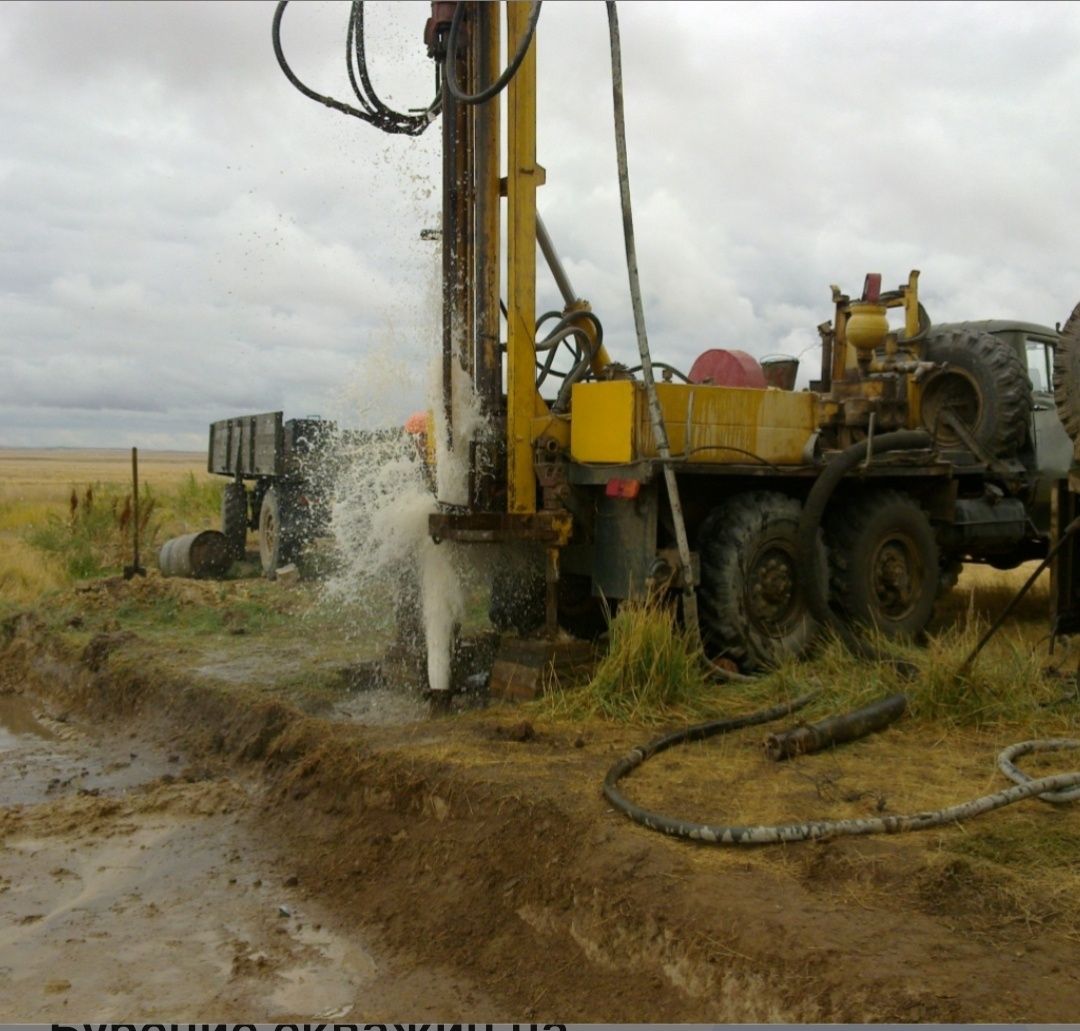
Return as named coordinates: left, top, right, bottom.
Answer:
left=3, top=0, right=1080, bottom=447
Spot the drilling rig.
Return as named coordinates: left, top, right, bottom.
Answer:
left=273, top=1, right=1073, bottom=685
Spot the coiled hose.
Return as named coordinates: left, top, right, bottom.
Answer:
left=604, top=703, right=1080, bottom=845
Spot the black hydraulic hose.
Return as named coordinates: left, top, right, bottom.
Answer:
left=603, top=690, right=819, bottom=831
left=274, top=2, right=375, bottom=123
left=274, top=0, right=436, bottom=135
left=795, top=430, right=932, bottom=656
left=605, top=705, right=1080, bottom=844
left=349, top=1, right=437, bottom=130
left=444, top=0, right=542, bottom=105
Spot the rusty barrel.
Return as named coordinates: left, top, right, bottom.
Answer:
left=761, top=355, right=800, bottom=391
left=158, top=530, right=231, bottom=579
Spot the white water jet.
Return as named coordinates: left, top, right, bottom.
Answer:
left=325, top=345, right=490, bottom=694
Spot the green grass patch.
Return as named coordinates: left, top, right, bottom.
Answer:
left=22, top=477, right=222, bottom=583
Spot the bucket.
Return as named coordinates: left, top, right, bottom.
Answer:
left=761, top=355, right=800, bottom=391
left=158, top=530, right=231, bottom=579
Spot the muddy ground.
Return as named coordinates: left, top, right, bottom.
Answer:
left=3, top=580, right=1080, bottom=1022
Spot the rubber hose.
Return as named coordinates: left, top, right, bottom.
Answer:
left=604, top=704, right=1080, bottom=844
left=444, top=0, right=542, bottom=105
left=795, top=430, right=932, bottom=656
left=998, top=739, right=1080, bottom=804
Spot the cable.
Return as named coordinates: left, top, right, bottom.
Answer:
left=625, top=362, right=691, bottom=384
left=606, top=0, right=700, bottom=641
left=604, top=699, right=1080, bottom=844
left=273, top=0, right=438, bottom=136
left=444, top=1, right=542, bottom=105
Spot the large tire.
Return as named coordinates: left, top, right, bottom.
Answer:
left=698, top=491, right=820, bottom=671
left=920, top=327, right=1031, bottom=458
left=220, top=482, right=247, bottom=562
left=825, top=489, right=938, bottom=639
left=1053, top=301, right=1080, bottom=444
left=258, top=487, right=297, bottom=575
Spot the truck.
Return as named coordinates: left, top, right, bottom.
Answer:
left=271, top=1, right=1078, bottom=678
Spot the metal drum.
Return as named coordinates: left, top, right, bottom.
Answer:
left=158, top=530, right=231, bottom=579
left=687, top=349, right=767, bottom=388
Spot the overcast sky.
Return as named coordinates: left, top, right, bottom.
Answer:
left=3, top=0, right=1080, bottom=450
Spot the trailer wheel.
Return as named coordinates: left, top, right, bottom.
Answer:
left=826, top=490, right=938, bottom=638
left=221, top=482, right=247, bottom=562
left=920, top=327, right=1031, bottom=458
left=258, top=487, right=296, bottom=575
left=698, top=491, right=820, bottom=670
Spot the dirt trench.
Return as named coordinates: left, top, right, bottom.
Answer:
left=3, top=614, right=1080, bottom=1022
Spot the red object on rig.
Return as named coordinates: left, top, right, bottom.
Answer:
left=605, top=479, right=642, bottom=500
left=425, top=1, right=458, bottom=57
left=687, top=349, right=767, bottom=388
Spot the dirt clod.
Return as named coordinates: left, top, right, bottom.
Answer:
left=505, top=720, right=535, bottom=742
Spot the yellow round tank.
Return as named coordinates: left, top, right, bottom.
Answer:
left=846, top=302, right=889, bottom=354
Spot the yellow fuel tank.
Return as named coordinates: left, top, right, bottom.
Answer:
left=569, top=380, right=818, bottom=466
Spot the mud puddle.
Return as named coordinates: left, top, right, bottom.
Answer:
left=0, top=692, right=55, bottom=750
left=0, top=685, right=492, bottom=1021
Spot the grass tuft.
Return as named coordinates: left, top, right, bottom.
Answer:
left=545, top=596, right=719, bottom=724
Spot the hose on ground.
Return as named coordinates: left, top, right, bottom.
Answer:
left=604, top=704, right=1080, bottom=845
left=444, top=0, right=542, bottom=105
left=606, top=0, right=700, bottom=641
left=795, top=430, right=932, bottom=663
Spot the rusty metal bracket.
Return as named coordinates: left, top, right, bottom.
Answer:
left=429, top=510, right=572, bottom=546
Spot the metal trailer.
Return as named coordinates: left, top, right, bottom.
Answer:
left=207, top=411, right=335, bottom=575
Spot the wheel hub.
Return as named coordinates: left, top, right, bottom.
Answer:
left=871, top=535, right=921, bottom=618
left=747, top=546, right=797, bottom=627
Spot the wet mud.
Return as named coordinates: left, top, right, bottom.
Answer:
left=4, top=616, right=1080, bottom=1022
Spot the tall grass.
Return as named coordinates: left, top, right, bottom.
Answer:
left=546, top=596, right=720, bottom=723
left=546, top=567, right=1062, bottom=729
left=19, top=475, right=222, bottom=584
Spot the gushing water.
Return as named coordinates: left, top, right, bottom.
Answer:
left=324, top=346, right=489, bottom=693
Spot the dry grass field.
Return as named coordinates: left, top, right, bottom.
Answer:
left=0, top=448, right=219, bottom=604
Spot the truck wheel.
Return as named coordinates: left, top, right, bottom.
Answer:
left=1053, top=301, right=1080, bottom=443
left=698, top=491, right=820, bottom=670
left=920, top=327, right=1031, bottom=458
left=258, top=487, right=296, bottom=575
left=221, top=482, right=248, bottom=562
left=826, top=490, right=938, bottom=639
